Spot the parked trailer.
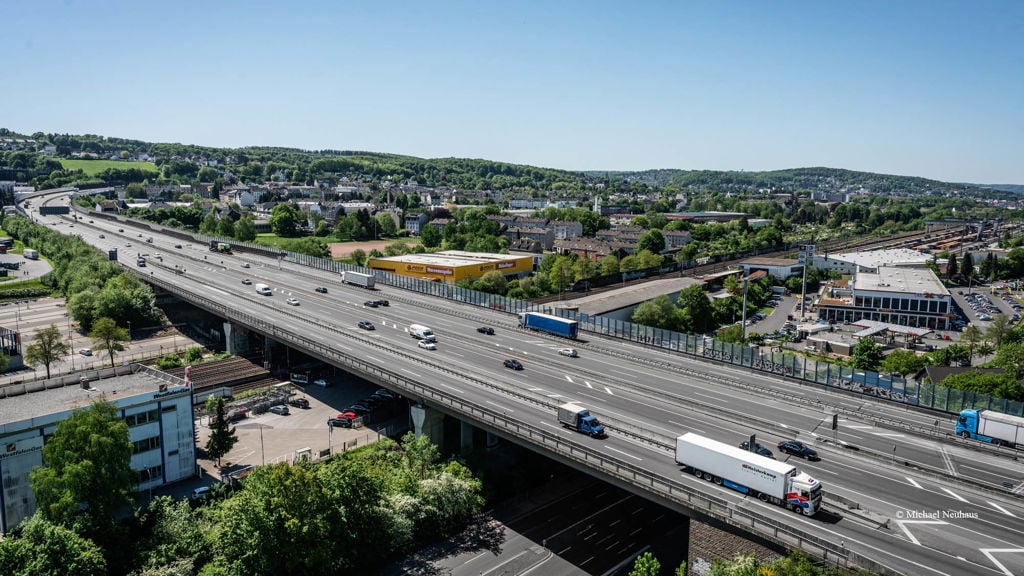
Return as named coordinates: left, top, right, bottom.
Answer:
left=23, top=248, right=38, bottom=260
left=956, top=409, right=1024, bottom=447
left=674, top=432, right=822, bottom=516
left=518, top=312, right=578, bottom=339
left=342, top=271, right=375, bottom=289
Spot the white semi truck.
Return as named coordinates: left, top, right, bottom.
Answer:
left=956, top=409, right=1024, bottom=447
left=674, top=432, right=823, bottom=516
left=342, top=271, right=375, bottom=289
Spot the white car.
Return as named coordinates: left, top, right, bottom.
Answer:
left=558, top=348, right=578, bottom=358
left=418, top=339, right=437, bottom=350
left=286, top=297, right=300, bottom=306
left=79, top=348, right=93, bottom=356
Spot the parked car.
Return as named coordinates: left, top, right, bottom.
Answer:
left=777, top=439, right=819, bottom=461
left=418, top=339, right=437, bottom=350
left=558, top=348, right=578, bottom=358
left=372, top=389, right=396, bottom=400
left=477, top=326, right=495, bottom=335
left=503, top=358, right=524, bottom=370
left=739, top=440, right=775, bottom=459
left=191, top=486, right=212, bottom=501
left=328, top=417, right=352, bottom=428
left=288, top=398, right=310, bottom=409
left=79, top=348, right=92, bottom=356
left=269, top=405, right=290, bottom=415
left=346, top=405, right=371, bottom=416
left=315, top=286, right=328, bottom=293
left=286, top=297, right=300, bottom=306
left=358, top=320, right=375, bottom=330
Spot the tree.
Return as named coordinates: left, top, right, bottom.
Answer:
left=677, top=284, right=715, bottom=334
left=947, top=254, right=958, bottom=279
left=637, top=229, right=665, bottom=254
left=599, top=254, right=620, bottom=276
left=473, top=270, right=508, bottom=295
left=198, top=210, right=218, bottom=235
left=551, top=257, right=576, bottom=294
left=0, top=514, right=106, bottom=576
left=133, top=496, right=211, bottom=573
left=880, top=349, right=925, bottom=376
left=628, top=551, right=661, bottom=576
left=24, top=324, right=70, bottom=379
left=269, top=203, right=302, bottom=237
left=205, top=397, right=239, bottom=467
left=961, top=325, right=985, bottom=361
left=717, top=324, right=744, bottom=343
left=632, top=294, right=683, bottom=331
left=234, top=215, right=257, bottom=242
left=961, top=252, right=974, bottom=282
left=216, top=216, right=236, bottom=238
left=989, top=342, right=1024, bottom=379
left=376, top=212, right=398, bottom=238
left=29, top=401, right=135, bottom=539
left=420, top=222, right=442, bottom=248
left=851, top=337, right=883, bottom=371
left=349, top=248, right=367, bottom=267
left=986, top=314, right=1011, bottom=348
left=89, top=317, right=127, bottom=368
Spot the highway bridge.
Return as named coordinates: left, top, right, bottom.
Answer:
left=20, top=190, right=1024, bottom=575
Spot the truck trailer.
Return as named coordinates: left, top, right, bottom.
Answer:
left=342, top=270, right=375, bottom=289
left=674, top=432, right=822, bottom=516
left=518, top=312, right=578, bottom=339
left=956, top=409, right=1024, bottom=447
left=557, top=403, right=606, bottom=438
left=208, top=240, right=232, bottom=254
left=22, top=248, right=38, bottom=260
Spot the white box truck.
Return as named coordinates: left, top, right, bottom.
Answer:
left=23, top=248, right=38, bottom=260
left=674, top=432, right=823, bottom=516
left=409, top=324, right=436, bottom=342
left=254, top=283, right=272, bottom=296
left=342, top=271, right=375, bottom=289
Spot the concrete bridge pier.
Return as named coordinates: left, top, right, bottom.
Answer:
left=410, top=403, right=445, bottom=445
left=222, top=321, right=253, bottom=356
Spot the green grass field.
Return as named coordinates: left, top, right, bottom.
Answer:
left=60, top=159, right=158, bottom=176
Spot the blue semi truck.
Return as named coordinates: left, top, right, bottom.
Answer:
left=956, top=409, right=1024, bottom=447
left=519, top=312, right=578, bottom=339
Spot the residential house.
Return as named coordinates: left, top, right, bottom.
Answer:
left=550, top=220, right=583, bottom=240
left=505, top=226, right=554, bottom=251
left=404, top=212, right=429, bottom=236
left=662, top=230, right=692, bottom=249
left=554, top=238, right=631, bottom=262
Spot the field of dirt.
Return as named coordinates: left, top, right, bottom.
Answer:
left=328, top=241, right=393, bottom=259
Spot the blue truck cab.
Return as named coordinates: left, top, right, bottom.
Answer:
left=956, top=408, right=1024, bottom=447
left=557, top=403, right=606, bottom=438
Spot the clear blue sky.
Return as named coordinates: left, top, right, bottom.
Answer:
left=3, top=0, right=1022, bottom=184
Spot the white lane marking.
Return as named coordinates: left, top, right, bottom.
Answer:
left=367, top=356, right=382, bottom=364
left=940, top=449, right=956, bottom=476
left=584, top=381, right=593, bottom=389
left=546, top=394, right=563, bottom=399
left=528, top=387, right=543, bottom=391
left=906, top=477, right=922, bottom=489
left=605, top=446, right=642, bottom=461
left=941, top=487, right=969, bottom=503
left=897, top=520, right=948, bottom=546
left=610, top=369, right=636, bottom=377
left=692, top=391, right=727, bottom=403
left=871, top=432, right=905, bottom=437
left=981, top=549, right=1024, bottom=576
left=566, top=375, right=574, bottom=383
left=485, top=400, right=513, bottom=413
left=846, top=424, right=873, bottom=429
left=668, top=420, right=705, bottom=434
left=400, top=368, right=421, bottom=378
left=988, top=502, right=1017, bottom=517
left=464, top=551, right=487, bottom=564
left=436, top=382, right=464, bottom=394
left=605, top=387, right=614, bottom=395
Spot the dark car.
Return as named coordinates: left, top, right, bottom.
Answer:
left=477, top=326, right=495, bottom=335
left=288, top=398, right=310, bottom=409
left=346, top=404, right=371, bottom=415
left=777, top=440, right=819, bottom=461
left=503, top=358, right=524, bottom=370
left=372, top=389, right=396, bottom=400
left=315, top=286, right=328, bottom=293
left=358, top=320, right=375, bottom=330
left=363, top=300, right=378, bottom=308
left=739, top=440, right=775, bottom=459
left=374, top=299, right=390, bottom=307
left=328, top=417, right=352, bottom=428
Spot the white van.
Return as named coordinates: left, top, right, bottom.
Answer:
left=409, top=324, right=436, bottom=342
left=254, top=283, right=272, bottom=296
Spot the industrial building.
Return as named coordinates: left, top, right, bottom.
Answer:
left=811, top=249, right=933, bottom=275
left=738, top=257, right=804, bottom=280
left=368, top=250, right=534, bottom=283
left=815, top=266, right=952, bottom=330
left=0, top=368, right=196, bottom=533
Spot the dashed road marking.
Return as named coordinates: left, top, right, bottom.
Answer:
left=906, top=477, right=922, bottom=489
left=981, top=549, right=1024, bottom=576
left=941, top=487, right=969, bottom=503
left=988, top=502, right=1017, bottom=517
left=584, top=381, right=593, bottom=389
left=566, top=375, right=574, bottom=383
left=605, top=386, right=614, bottom=395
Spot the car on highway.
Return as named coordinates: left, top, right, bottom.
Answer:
left=241, top=262, right=250, bottom=268
left=418, top=339, right=437, bottom=350
left=477, top=326, right=495, bottom=335
left=315, top=286, right=328, bottom=293
left=269, top=405, right=290, bottom=416
left=503, top=358, right=524, bottom=370
left=241, top=278, right=252, bottom=285
left=98, top=233, right=105, bottom=238
left=558, top=348, right=578, bottom=358
left=118, top=228, right=124, bottom=232
left=373, top=299, right=390, bottom=307
left=363, top=300, right=378, bottom=308
left=358, top=320, right=375, bottom=330
left=739, top=440, right=775, bottom=459
left=174, top=244, right=182, bottom=248
left=79, top=348, right=92, bottom=356
left=286, top=297, right=300, bottom=306
left=777, top=439, right=819, bottom=461
left=288, top=398, right=310, bottom=409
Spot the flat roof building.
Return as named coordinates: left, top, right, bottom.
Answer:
left=0, top=366, right=196, bottom=533
left=739, top=257, right=804, bottom=280
left=812, top=249, right=932, bottom=275
left=815, top=266, right=953, bottom=330
left=368, top=251, right=533, bottom=283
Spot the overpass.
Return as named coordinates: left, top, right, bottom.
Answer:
left=21, top=190, right=1024, bottom=575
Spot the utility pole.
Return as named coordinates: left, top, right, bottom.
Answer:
left=741, top=276, right=750, bottom=342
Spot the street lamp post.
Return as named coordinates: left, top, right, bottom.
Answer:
left=127, top=321, right=131, bottom=341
